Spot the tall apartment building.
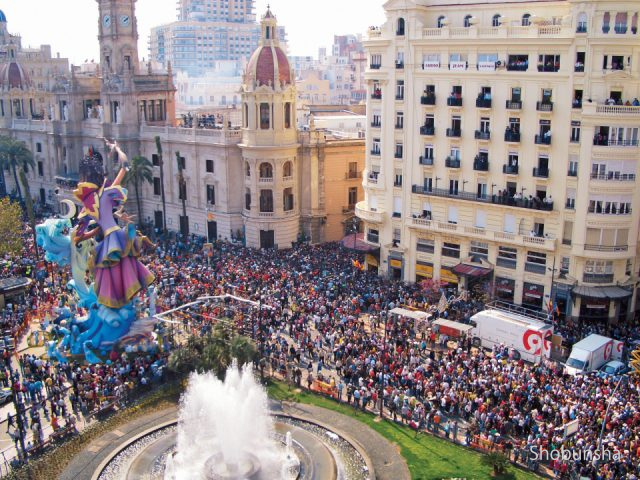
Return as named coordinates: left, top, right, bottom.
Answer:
left=358, top=0, right=640, bottom=324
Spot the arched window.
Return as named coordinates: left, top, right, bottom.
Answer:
left=245, top=161, right=251, bottom=177
left=259, top=162, right=273, bottom=179
left=245, top=188, right=251, bottom=210
left=602, top=12, right=611, bottom=33
left=283, top=161, right=292, bottom=178
left=577, top=12, right=588, bottom=32
left=396, top=18, right=405, bottom=35
left=260, top=102, right=270, bottom=129
left=283, top=188, right=294, bottom=211
left=615, top=12, right=628, bottom=34
left=492, top=14, right=501, bottom=27
left=284, top=102, right=291, bottom=129
left=259, top=189, right=273, bottom=212
left=522, top=13, right=531, bottom=26
left=437, top=16, right=445, bottom=28
left=464, top=15, right=473, bottom=28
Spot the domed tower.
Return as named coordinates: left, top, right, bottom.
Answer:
left=0, top=61, right=36, bottom=120
left=240, top=7, right=299, bottom=250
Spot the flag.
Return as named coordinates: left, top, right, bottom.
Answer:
left=438, top=292, right=448, bottom=313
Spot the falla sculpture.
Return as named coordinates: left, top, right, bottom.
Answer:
left=36, top=142, right=156, bottom=363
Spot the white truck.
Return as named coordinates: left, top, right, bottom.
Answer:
left=565, top=334, right=622, bottom=376
left=469, top=308, right=553, bottom=363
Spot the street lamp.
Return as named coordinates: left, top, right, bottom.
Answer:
left=352, top=217, right=358, bottom=251
left=379, top=308, right=390, bottom=418
left=595, top=375, right=627, bottom=466
left=547, top=256, right=558, bottom=321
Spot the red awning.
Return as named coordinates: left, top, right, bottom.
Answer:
left=340, top=233, right=380, bottom=253
left=452, top=263, right=493, bottom=278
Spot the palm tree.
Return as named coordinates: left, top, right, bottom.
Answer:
left=154, top=136, right=167, bottom=234
left=123, top=155, right=153, bottom=228
left=176, top=150, right=188, bottom=235
left=0, top=136, right=35, bottom=201
left=18, top=167, right=40, bottom=261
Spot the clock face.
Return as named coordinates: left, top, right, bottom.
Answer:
left=103, top=15, right=111, bottom=28
left=120, top=15, right=130, bottom=27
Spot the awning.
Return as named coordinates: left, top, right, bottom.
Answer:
left=452, top=255, right=493, bottom=278
left=572, top=285, right=632, bottom=300
left=389, top=307, right=432, bottom=321
left=433, top=319, right=474, bottom=333
left=0, top=277, right=32, bottom=294
left=365, top=254, right=378, bottom=267
left=340, top=233, right=379, bottom=253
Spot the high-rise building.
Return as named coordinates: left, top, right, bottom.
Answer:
left=358, top=0, right=640, bottom=324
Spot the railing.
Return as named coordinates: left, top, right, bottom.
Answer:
left=507, top=63, right=528, bottom=71
left=395, top=96, right=404, bottom=101
left=594, top=105, right=640, bottom=115
left=583, top=273, right=614, bottom=284
left=503, top=165, right=519, bottom=175
left=422, top=25, right=572, bottom=39
left=536, top=101, right=553, bottom=111
left=567, top=170, right=578, bottom=177
left=584, top=244, right=629, bottom=252
left=565, top=200, right=575, bottom=210
left=588, top=206, right=632, bottom=215
left=537, top=64, right=561, bottom=72
left=532, top=167, right=549, bottom=178
left=283, top=175, right=293, bottom=182
left=473, top=160, right=489, bottom=171
left=476, top=98, right=492, bottom=108
left=576, top=25, right=587, bottom=33
left=421, top=95, right=436, bottom=105
left=420, top=125, right=435, bottom=135
left=590, top=173, right=636, bottom=181
left=369, top=64, right=381, bottom=70
left=525, top=262, right=546, bottom=275
left=446, top=128, right=461, bottom=137
left=572, top=100, right=582, bottom=109
left=395, top=122, right=403, bottom=129
left=258, top=176, right=274, bottom=183
left=505, top=100, right=522, bottom=110
left=447, top=97, right=463, bottom=107
left=345, top=171, right=362, bottom=180
left=419, top=156, right=434, bottom=166
left=411, top=185, right=554, bottom=212
left=370, top=149, right=380, bottom=156
left=395, top=61, right=404, bottom=69
left=535, top=134, right=552, bottom=145
left=259, top=211, right=274, bottom=217
left=55, top=175, right=79, bottom=191
left=474, top=130, right=490, bottom=140
left=504, top=131, right=520, bottom=142
left=367, top=233, right=380, bottom=243
left=371, top=121, right=381, bottom=127
left=574, top=65, right=585, bottom=72
left=394, top=152, right=403, bottom=159
left=593, top=138, right=639, bottom=147
left=445, top=158, right=461, bottom=168
left=371, top=92, right=382, bottom=100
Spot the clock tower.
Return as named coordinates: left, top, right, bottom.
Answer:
left=97, top=0, right=139, bottom=75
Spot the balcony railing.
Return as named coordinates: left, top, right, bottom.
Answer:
left=419, top=156, right=434, bottom=166
left=503, top=165, right=519, bottom=175
left=395, top=95, right=404, bottom=101
left=590, top=172, right=636, bottom=181
left=572, top=100, right=582, bottom=109
left=476, top=98, right=492, bottom=108
left=367, top=233, right=380, bottom=244
left=576, top=25, right=587, bottom=33
left=55, top=175, right=79, bottom=191
left=474, top=130, right=490, bottom=140
left=525, top=262, right=546, bottom=275
left=536, top=101, right=553, bottom=111
left=537, top=64, right=560, bottom=72
left=395, top=61, right=404, bottom=69
left=533, top=167, right=549, bottom=178
left=395, top=122, right=404, bottom=129
left=411, top=185, right=554, bottom=211
left=370, top=64, right=381, bottom=70
left=394, top=152, right=403, bottom=159
left=371, top=92, right=382, bottom=100
left=588, top=206, right=632, bottom=215
left=565, top=200, right=575, bottom=210
left=421, top=95, right=436, bottom=105
left=584, top=244, right=629, bottom=252
left=370, top=149, right=380, bottom=156
left=446, top=128, right=461, bottom=137
left=504, top=131, right=520, bottom=142
left=506, top=100, right=522, bottom=110
left=445, top=157, right=461, bottom=168
left=583, top=273, right=614, bottom=284
left=574, top=65, right=585, bottom=72
left=420, top=125, right=435, bottom=135
left=345, top=171, right=362, bottom=180
left=447, top=97, right=463, bottom=107
left=473, top=159, right=489, bottom=171
left=535, top=134, right=552, bottom=145
left=593, top=138, right=639, bottom=147
left=567, top=169, right=578, bottom=177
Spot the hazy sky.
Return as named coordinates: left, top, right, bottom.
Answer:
left=4, top=0, right=387, bottom=65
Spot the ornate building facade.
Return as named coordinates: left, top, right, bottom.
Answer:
left=358, top=0, right=640, bottom=323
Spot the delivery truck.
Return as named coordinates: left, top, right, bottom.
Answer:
left=469, top=308, right=553, bottom=363
left=565, top=334, right=618, bottom=375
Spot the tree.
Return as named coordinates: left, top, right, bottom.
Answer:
left=0, top=197, right=23, bottom=256
left=123, top=155, right=153, bottom=228
left=480, top=452, right=510, bottom=476
left=0, top=136, right=35, bottom=202
left=18, top=168, right=40, bottom=261
left=176, top=150, right=188, bottom=235
left=154, top=136, right=167, bottom=234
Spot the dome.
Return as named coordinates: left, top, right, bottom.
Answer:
left=246, top=46, right=291, bottom=88
left=0, top=10, right=6, bottom=23
left=0, top=62, right=32, bottom=90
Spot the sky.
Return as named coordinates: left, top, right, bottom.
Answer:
left=4, top=0, right=387, bottom=65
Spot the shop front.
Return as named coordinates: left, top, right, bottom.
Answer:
left=440, top=266, right=459, bottom=293
left=415, top=261, right=433, bottom=282
left=522, top=282, right=544, bottom=309
left=389, top=257, right=403, bottom=280
left=572, top=285, right=632, bottom=324
left=494, top=277, right=516, bottom=303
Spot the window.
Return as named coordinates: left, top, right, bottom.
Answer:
left=603, top=11, right=611, bottom=33
left=522, top=13, right=531, bottom=26
left=397, top=17, right=405, bottom=35
left=283, top=188, right=294, bottom=211
left=503, top=214, right=516, bottom=233
left=470, top=241, right=489, bottom=260
left=560, top=257, right=570, bottom=275
left=372, top=138, right=380, bottom=154
left=394, top=143, right=403, bottom=159
left=442, top=242, right=461, bottom=258
left=348, top=187, right=357, bottom=207
left=283, top=161, right=293, bottom=178
left=571, top=121, right=581, bottom=143
left=244, top=103, right=249, bottom=127
left=36, top=143, right=42, bottom=153
left=492, top=14, right=501, bottom=27
left=507, top=55, right=529, bottom=71
left=37, top=161, right=43, bottom=177
left=206, top=159, right=214, bottom=173
left=565, top=189, right=576, bottom=210
left=475, top=210, right=487, bottom=228
left=259, top=162, right=273, bottom=178
left=396, top=51, right=404, bottom=69
left=575, top=52, right=585, bottom=72
left=152, top=154, right=160, bottom=167
left=497, top=246, right=517, bottom=269
left=245, top=162, right=251, bottom=177
left=538, top=54, right=560, bottom=72
left=177, top=156, right=186, bottom=170
left=449, top=179, right=459, bottom=195
left=260, top=103, right=270, bottom=129
left=417, top=238, right=435, bottom=253
left=245, top=189, right=251, bottom=210
left=525, top=251, right=547, bottom=274
left=284, top=102, right=291, bottom=128
left=153, top=177, right=161, bottom=195
left=396, top=80, right=404, bottom=100
left=259, top=189, right=274, bottom=212
left=615, top=12, right=628, bottom=33
left=577, top=12, right=588, bottom=32
left=370, top=54, right=382, bottom=68
left=626, top=259, right=633, bottom=276
left=447, top=206, right=458, bottom=224
left=394, top=170, right=403, bottom=187
left=395, top=112, right=404, bottom=129
left=367, top=228, right=380, bottom=243
left=206, top=185, right=216, bottom=205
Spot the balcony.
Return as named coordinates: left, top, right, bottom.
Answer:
left=55, top=175, right=79, bottom=191
left=576, top=25, right=587, bottom=33
left=475, top=98, right=492, bottom=109
left=421, top=95, right=436, bottom=105
left=370, top=64, right=381, bottom=70
left=593, top=137, right=639, bottom=147
left=345, top=171, right=362, bottom=180
left=474, top=130, right=490, bottom=140
left=537, top=64, right=560, bottom=73
left=473, top=159, right=489, bottom=171
left=535, top=134, right=552, bottom=145
left=588, top=205, right=632, bottom=215
left=574, top=64, right=585, bottom=72
left=370, top=149, right=381, bottom=156
left=504, top=131, right=520, bottom=142
left=395, top=122, right=404, bottom=129
left=505, top=100, right=522, bottom=110
left=584, top=244, right=628, bottom=252
left=395, top=95, right=404, bottom=101
left=365, top=172, right=384, bottom=187
left=583, top=273, right=614, bottom=284
left=371, top=91, right=382, bottom=100
left=532, top=167, right=549, bottom=178
left=371, top=121, right=381, bottom=128
left=445, top=157, right=461, bottom=168
left=567, top=169, right=578, bottom=177
left=565, top=199, right=575, bottom=210
left=572, top=99, right=582, bottom=109
left=395, top=61, right=404, bottom=69
left=412, top=185, right=555, bottom=212
left=419, top=156, right=434, bottom=166
left=355, top=201, right=385, bottom=224
left=525, top=262, right=547, bottom=275
left=367, top=233, right=380, bottom=244
left=447, top=97, right=463, bottom=107
left=394, top=151, right=403, bottom=159
left=420, top=125, right=435, bottom=136
left=503, top=165, right=519, bottom=175
left=590, top=172, right=636, bottom=181
left=258, top=176, right=274, bottom=183
left=536, top=101, right=553, bottom=112
left=446, top=128, right=462, bottom=138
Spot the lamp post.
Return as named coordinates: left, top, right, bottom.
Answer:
left=595, top=375, right=626, bottom=466
left=10, top=377, right=27, bottom=463
left=352, top=217, right=358, bottom=251
left=547, top=256, right=557, bottom=321
left=379, top=308, right=390, bottom=418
